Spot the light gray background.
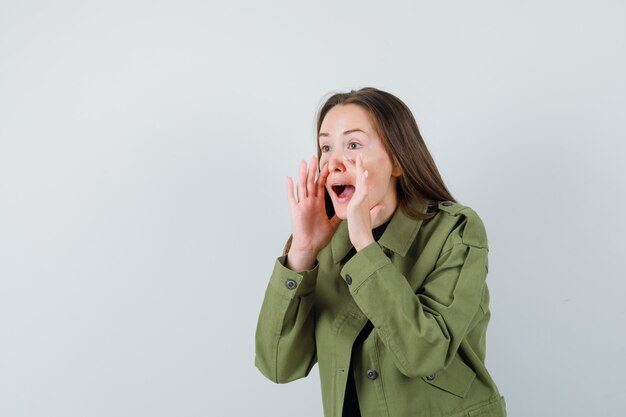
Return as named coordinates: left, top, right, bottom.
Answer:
left=1, top=1, right=625, bottom=416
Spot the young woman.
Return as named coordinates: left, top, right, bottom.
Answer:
left=255, top=88, right=506, bottom=417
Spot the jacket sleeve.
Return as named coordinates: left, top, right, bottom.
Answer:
left=340, top=209, right=489, bottom=379
left=254, top=254, right=318, bottom=383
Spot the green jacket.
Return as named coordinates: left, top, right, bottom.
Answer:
left=255, top=201, right=506, bottom=417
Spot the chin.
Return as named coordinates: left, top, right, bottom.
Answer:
left=331, top=205, right=347, bottom=220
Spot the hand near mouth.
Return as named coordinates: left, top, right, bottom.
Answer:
left=286, top=155, right=342, bottom=271
left=345, top=154, right=386, bottom=251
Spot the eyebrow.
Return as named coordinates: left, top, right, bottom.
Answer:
left=318, top=129, right=366, bottom=138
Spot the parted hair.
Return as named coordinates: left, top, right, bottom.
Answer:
left=316, top=87, right=456, bottom=220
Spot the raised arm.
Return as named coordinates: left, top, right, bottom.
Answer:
left=342, top=209, right=490, bottom=378
left=255, top=156, right=340, bottom=383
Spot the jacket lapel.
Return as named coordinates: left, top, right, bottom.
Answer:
left=331, top=200, right=428, bottom=264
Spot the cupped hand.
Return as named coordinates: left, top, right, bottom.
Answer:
left=344, top=154, right=386, bottom=251
left=286, top=156, right=341, bottom=270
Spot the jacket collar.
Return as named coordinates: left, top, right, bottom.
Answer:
left=330, top=200, right=428, bottom=264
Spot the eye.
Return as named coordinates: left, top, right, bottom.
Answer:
left=348, top=142, right=362, bottom=150
left=320, top=144, right=331, bottom=153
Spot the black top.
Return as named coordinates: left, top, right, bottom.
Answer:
left=342, top=219, right=391, bottom=417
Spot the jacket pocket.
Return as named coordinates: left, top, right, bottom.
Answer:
left=422, top=355, right=476, bottom=399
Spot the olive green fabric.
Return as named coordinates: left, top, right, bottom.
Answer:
left=255, top=201, right=506, bottom=417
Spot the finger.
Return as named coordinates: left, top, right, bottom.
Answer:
left=342, top=154, right=357, bottom=188
left=342, top=155, right=355, bottom=172
left=307, top=155, right=317, bottom=197
left=355, top=152, right=362, bottom=174
left=362, top=169, right=369, bottom=195
left=317, top=162, right=329, bottom=196
left=355, top=154, right=364, bottom=192
left=286, top=176, right=296, bottom=209
left=297, top=160, right=307, bottom=200
left=354, top=166, right=370, bottom=209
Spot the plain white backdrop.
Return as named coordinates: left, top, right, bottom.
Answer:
left=1, top=1, right=625, bottom=416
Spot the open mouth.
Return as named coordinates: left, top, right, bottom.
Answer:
left=331, top=184, right=355, bottom=201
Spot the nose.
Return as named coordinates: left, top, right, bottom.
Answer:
left=325, top=149, right=346, bottom=173
left=324, top=147, right=356, bottom=173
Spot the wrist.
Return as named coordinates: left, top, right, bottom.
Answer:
left=354, top=236, right=375, bottom=252
left=286, top=249, right=317, bottom=272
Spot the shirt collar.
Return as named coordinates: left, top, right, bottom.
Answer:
left=330, top=200, right=428, bottom=264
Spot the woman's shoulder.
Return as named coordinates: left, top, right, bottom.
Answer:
left=432, top=201, right=489, bottom=251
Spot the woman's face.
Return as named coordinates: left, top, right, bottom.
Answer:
left=319, top=104, right=401, bottom=223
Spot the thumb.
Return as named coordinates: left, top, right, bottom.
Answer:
left=370, top=205, right=386, bottom=225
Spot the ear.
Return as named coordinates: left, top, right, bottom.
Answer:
left=391, top=159, right=403, bottom=177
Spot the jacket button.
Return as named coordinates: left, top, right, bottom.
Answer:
left=441, top=201, right=453, bottom=206
left=426, top=373, right=437, bottom=381
left=285, top=279, right=297, bottom=290
left=345, top=275, right=352, bottom=285
left=366, top=369, right=378, bottom=380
